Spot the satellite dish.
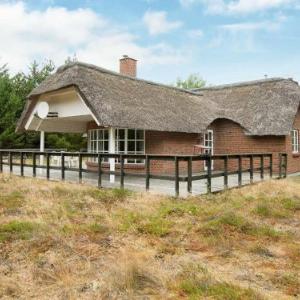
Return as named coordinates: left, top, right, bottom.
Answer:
left=36, top=102, right=49, bottom=119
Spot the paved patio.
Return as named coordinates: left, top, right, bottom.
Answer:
left=1, top=164, right=269, bottom=197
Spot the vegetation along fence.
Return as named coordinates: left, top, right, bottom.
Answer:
left=0, top=150, right=287, bottom=197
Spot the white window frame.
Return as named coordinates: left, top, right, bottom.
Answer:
left=204, top=129, right=214, bottom=170
left=291, top=129, right=299, bottom=153
left=88, top=129, right=109, bottom=162
left=88, top=128, right=145, bottom=164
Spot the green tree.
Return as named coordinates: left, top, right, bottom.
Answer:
left=0, top=61, right=55, bottom=149
left=0, top=60, right=86, bottom=151
left=175, top=73, right=206, bottom=89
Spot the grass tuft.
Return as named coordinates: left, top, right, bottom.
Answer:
left=0, top=221, right=40, bottom=242
left=200, top=212, right=282, bottom=239
left=177, top=263, right=261, bottom=300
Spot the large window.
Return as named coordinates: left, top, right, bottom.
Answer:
left=88, top=129, right=109, bottom=154
left=88, top=128, right=145, bottom=164
left=291, top=129, right=299, bottom=153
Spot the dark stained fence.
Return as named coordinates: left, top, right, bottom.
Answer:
left=0, top=150, right=288, bottom=197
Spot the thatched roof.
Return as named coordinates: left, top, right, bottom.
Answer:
left=17, top=62, right=300, bottom=136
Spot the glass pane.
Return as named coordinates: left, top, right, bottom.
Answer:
left=119, top=141, right=125, bottom=152
left=118, top=129, right=125, bottom=140
left=104, top=130, right=109, bottom=140
left=128, top=141, right=135, bottom=152
left=136, top=130, right=144, bottom=140
left=127, top=159, right=135, bottom=163
left=98, top=129, right=105, bottom=140
left=98, top=141, right=103, bottom=152
left=128, top=129, right=135, bottom=140
left=136, top=141, right=144, bottom=152
left=104, top=141, right=109, bottom=152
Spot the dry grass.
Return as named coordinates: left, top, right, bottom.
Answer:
left=0, top=174, right=299, bottom=299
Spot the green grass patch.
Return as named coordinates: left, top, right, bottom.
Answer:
left=85, top=188, right=131, bottom=204
left=61, top=222, right=109, bottom=237
left=178, top=263, right=261, bottom=300
left=0, top=191, right=25, bottom=210
left=281, top=198, right=300, bottom=212
left=200, top=212, right=282, bottom=239
left=159, top=201, right=201, bottom=217
left=0, top=221, right=40, bottom=242
left=118, top=210, right=173, bottom=237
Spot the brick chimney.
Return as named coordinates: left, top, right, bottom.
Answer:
left=119, top=55, right=137, bottom=77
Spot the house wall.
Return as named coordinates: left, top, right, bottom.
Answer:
left=285, top=108, right=300, bottom=174
left=86, top=122, right=202, bottom=174
left=86, top=118, right=299, bottom=176
left=209, top=118, right=287, bottom=173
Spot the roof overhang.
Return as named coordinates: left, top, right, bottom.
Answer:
left=22, top=87, right=99, bottom=133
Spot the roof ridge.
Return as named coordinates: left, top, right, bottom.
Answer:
left=57, top=61, right=203, bottom=97
left=192, top=77, right=296, bottom=91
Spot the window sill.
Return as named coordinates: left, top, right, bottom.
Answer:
left=292, top=153, right=300, bottom=158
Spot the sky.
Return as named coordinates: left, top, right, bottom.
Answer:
left=1, top=0, right=300, bottom=85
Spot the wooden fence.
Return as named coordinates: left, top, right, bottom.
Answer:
left=0, top=150, right=288, bottom=196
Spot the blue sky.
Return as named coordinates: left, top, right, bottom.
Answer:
left=1, top=0, right=300, bottom=85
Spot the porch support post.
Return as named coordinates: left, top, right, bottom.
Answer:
left=39, top=131, right=45, bottom=168
left=109, top=127, right=115, bottom=183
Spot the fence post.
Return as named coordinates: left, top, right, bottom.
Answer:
left=187, top=157, right=192, bottom=193
left=98, top=154, right=102, bottom=188
left=207, top=156, right=212, bottom=193
left=260, top=155, right=264, bottom=180
left=9, top=152, right=13, bottom=173
left=250, top=155, right=254, bottom=183
left=284, top=154, right=288, bottom=178
left=269, top=154, right=273, bottom=178
left=78, top=153, right=82, bottom=183
left=120, top=155, right=124, bottom=189
left=175, top=156, right=179, bottom=197
left=146, top=156, right=150, bottom=191
left=46, top=153, right=50, bottom=180
left=279, top=153, right=282, bottom=179
left=61, top=153, right=65, bottom=181
left=0, top=152, right=2, bottom=173
left=238, top=156, right=242, bottom=186
left=224, top=155, right=228, bottom=189
left=33, top=153, right=36, bottom=177
left=20, top=152, right=24, bottom=177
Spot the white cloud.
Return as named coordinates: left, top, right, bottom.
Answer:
left=143, top=10, right=182, bottom=35
left=220, top=20, right=281, bottom=32
left=211, top=16, right=286, bottom=51
left=179, top=0, right=296, bottom=14
left=0, top=2, right=187, bottom=73
left=187, top=29, right=204, bottom=38
left=228, top=0, right=294, bottom=13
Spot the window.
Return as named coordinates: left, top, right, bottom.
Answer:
left=204, top=130, right=214, bottom=170
left=291, top=129, right=299, bottom=153
left=88, top=128, right=145, bottom=164
left=88, top=129, right=109, bottom=154
left=88, top=129, right=109, bottom=162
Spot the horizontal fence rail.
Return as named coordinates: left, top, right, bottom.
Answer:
left=0, top=150, right=288, bottom=197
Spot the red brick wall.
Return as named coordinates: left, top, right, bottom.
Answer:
left=286, top=108, right=300, bottom=174
left=85, top=122, right=201, bottom=174
left=209, top=118, right=287, bottom=173
left=86, top=116, right=300, bottom=175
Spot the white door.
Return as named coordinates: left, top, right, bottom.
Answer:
left=204, top=130, right=214, bottom=170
